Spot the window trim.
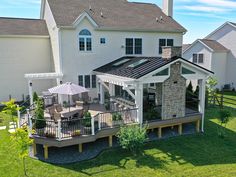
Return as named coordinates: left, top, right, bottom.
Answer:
left=192, top=53, right=204, bottom=64
left=125, top=38, right=142, bottom=55
left=159, top=38, right=174, bottom=54
left=78, top=29, right=92, bottom=52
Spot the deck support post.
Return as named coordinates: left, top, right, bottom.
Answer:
left=135, top=84, right=143, bottom=126
left=43, top=145, right=48, bottom=159
left=33, top=142, right=37, bottom=156
left=196, top=120, right=200, bottom=133
left=79, top=144, right=83, bottom=153
left=158, top=127, right=162, bottom=138
left=178, top=124, right=182, bottom=135
left=109, top=135, right=113, bottom=147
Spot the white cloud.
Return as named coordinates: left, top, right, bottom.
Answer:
left=183, top=5, right=231, bottom=13
left=197, top=0, right=236, bottom=8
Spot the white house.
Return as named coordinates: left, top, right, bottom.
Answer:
left=0, top=0, right=187, bottom=103
left=183, top=22, right=236, bottom=89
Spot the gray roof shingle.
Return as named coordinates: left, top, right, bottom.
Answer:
left=200, top=39, right=229, bottom=52
left=47, top=0, right=186, bottom=33
left=0, top=17, right=49, bottom=36
left=94, top=56, right=213, bottom=79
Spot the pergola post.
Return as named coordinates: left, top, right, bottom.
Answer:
left=99, top=82, right=105, bottom=104
left=198, top=79, right=206, bottom=132
left=135, top=84, right=143, bottom=126
left=28, top=80, right=33, bottom=106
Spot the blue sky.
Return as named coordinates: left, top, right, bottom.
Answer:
left=0, top=0, right=236, bottom=43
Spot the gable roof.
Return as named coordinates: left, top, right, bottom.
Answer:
left=0, top=17, right=49, bottom=36
left=94, top=56, right=212, bottom=79
left=199, top=39, right=229, bottom=52
left=182, top=44, right=191, bottom=52
left=183, top=39, right=229, bottom=54
left=47, top=0, right=186, bottom=33
left=206, top=21, right=236, bottom=39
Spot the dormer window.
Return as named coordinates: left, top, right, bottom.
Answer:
left=79, top=29, right=92, bottom=51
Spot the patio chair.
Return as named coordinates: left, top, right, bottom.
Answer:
left=75, top=101, right=84, bottom=107
left=53, top=112, right=61, bottom=123
left=82, top=92, right=90, bottom=104
left=48, top=106, right=56, bottom=119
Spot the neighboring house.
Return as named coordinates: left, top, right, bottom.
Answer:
left=0, top=18, right=54, bottom=102
left=183, top=22, right=236, bottom=89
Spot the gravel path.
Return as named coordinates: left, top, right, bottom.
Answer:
left=29, top=123, right=196, bottom=164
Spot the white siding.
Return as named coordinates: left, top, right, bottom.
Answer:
left=0, top=37, right=53, bottom=102
left=60, top=18, right=183, bottom=98
left=211, top=52, right=227, bottom=88
left=207, top=24, right=236, bottom=87
left=183, top=41, right=212, bottom=70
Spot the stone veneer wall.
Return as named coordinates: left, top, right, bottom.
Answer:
left=155, top=83, right=162, bottom=106
left=162, top=63, right=186, bottom=120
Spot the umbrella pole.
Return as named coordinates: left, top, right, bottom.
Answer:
left=68, top=95, right=70, bottom=112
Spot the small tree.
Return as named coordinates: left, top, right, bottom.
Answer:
left=206, top=76, right=218, bottom=96
left=1, top=99, right=20, bottom=127
left=11, top=127, right=33, bottom=176
left=117, top=125, right=147, bottom=155
left=33, top=92, right=39, bottom=103
left=187, top=81, right=193, bottom=93
left=34, top=98, right=46, bottom=129
left=217, top=109, right=232, bottom=138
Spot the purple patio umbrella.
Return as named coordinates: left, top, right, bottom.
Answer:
left=48, top=82, right=89, bottom=111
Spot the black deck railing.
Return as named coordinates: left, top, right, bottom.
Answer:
left=30, top=108, right=138, bottom=140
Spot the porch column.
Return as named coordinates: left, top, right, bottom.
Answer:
left=198, top=79, right=206, bottom=132
left=99, top=82, right=105, bottom=104
left=109, top=83, right=115, bottom=97
left=135, top=84, right=143, bottom=126
left=28, top=80, right=33, bottom=106
left=57, top=78, right=63, bottom=104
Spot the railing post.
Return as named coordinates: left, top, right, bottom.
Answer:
left=91, top=116, right=95, bottom=135
left=17, top=105, right=20, bottom=128
left=58, top=120, right=62, bottom=141
left=27, top=109, right=32, bottom=136
left=98, top=114, right=101, bottom=130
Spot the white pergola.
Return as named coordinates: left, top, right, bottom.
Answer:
left=95, top=58, right=212, bottom=132
left=24, top=72, right=63, bottom=105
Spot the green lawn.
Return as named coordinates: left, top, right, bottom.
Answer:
left=1, top=109, right=236, bottom=177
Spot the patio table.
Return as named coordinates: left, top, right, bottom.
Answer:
left=60, top=106, right=83, bottom=118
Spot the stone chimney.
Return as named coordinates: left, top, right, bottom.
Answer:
left=163, top=0, right=173, bottom=17
left=162, top=46, right=182, bottom=59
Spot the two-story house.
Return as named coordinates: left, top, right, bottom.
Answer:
left=183, top=22, right=236, bottom=89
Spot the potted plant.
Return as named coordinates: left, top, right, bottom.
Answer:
left=34, top=98, right=46, bottom=136
left=112, top=112, right=123, bottom=127
left=83, top=111, right=92, bottom=133
left=71, top=130, right=81, bottom=137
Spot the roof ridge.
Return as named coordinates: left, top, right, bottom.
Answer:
left=0, top=17, right=43, bottom=21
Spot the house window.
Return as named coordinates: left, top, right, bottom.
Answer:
left=92, top=75, right=96, bottom=88
left=79, top=29, right=92, bottom=51
left=85, top=75, right=91, bottom=88
left=125, top=38, right=142, bottom=55
left=159, top=39, right=174, bottom=54
left=182, top=67, right=195, bottom=74
left=100, top=38, right=106, bottom=44
left=78, top=75, right=83, bottom=86
left=153, top=68, right=169, bottom=76
left=193, top=53, right=204, bottom=64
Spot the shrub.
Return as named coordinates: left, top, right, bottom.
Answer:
left=72, top=130, right=81, bottom=137
left=34, top=98, right=46, bottom=129
left=187, top=81, right=193, bottom=93
left=83, top=111, right=92, bottom=127
left=112, top=113, right=122, bottom=121
left=33, top=92, right=38, bottom=103
left=217, top=109, right=232, bottom=138
left=117, top=125, right=147, bottom=155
